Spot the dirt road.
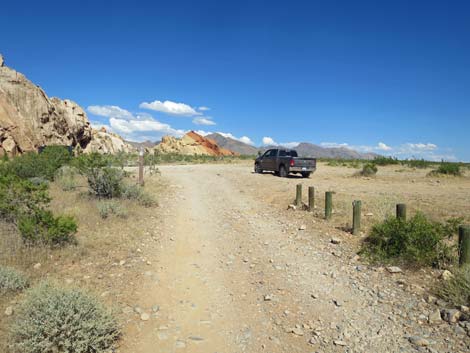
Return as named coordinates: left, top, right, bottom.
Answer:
left=120, top=164, right=467, bottom=353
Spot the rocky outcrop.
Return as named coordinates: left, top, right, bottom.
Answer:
left=154, top=131, right=237, bottom=156
left=0, top=55, right=132, bottom=156
left=83, top=129, right=134, bottom=154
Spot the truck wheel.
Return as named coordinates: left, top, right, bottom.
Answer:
left=301, top=172, right=311, bottom=178
left=254, top=163, right=263, bottom=174
left=279, top=165, right=288, bottom=178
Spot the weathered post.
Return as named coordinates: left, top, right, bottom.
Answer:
left=308, top=186, right=315, bottom=212
left=396, top=203, right=406, bottom=221
left=352, top=200, right=362, bottom=235
left=325, top=191, right=333, bottom=220
left=295, top=184, right=302, bottom=207
left=459, top=225, right=470, bottom=266
left=138, top=147, right=144, bottom=186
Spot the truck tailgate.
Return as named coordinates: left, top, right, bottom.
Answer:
left=292, top=158, right=316, bottom=168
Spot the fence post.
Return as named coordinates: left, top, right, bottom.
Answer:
left=325, top=191, right=333, bottom=220
left=396, top=203, right=406, bottom=221
left=352, top=200, right=362, bottom=235
left=308, top=186, right=315, bottom=212
left=138, top=147, right=144, bottom=186
left=295, top=184, right=302, bottom=206
left=459, top=225, right=470, bottom=266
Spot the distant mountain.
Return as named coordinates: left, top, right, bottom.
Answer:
left=294, top=142, right=378, bottom=160
left=206, top=133, right=258, bottom=155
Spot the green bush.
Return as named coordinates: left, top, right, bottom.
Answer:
left=404, top=158, right=431, bottom=169
left=18, top=210, right=77, bottom=245
left=360, top=163, right=378, bottom=176
left=373, top=156, right=399, bottom=166
left=438, top=266, right=470, bottom=307
left=97, top=201, right=128, bottom=219
left=6, top=146, right=72, bottom=181
left=0, top=266, right=29, bottom=294
left=10, top=282, right=120, bottom=353
left=85, top=167, right=124, bottom=198
left=361, top=213, right=459, bottom=267
left=431, top=163, right=461, bottom=176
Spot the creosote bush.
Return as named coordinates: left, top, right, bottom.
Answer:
left=360, top=163, right=378, bottom=177
left=18, top=211, right=77, bottom=245
left=430, top=163, right=461, bottom=176
left=361, top=213, right=459, bottom=267
left=0, top=266, right=29, bottom=294
left=121, top=183, right=157, bottom=207
left=438, top=266, right=470, bottom=307
left=55, top=165, right=80, bottom=191
left=10, top=282, right=120, bottom=353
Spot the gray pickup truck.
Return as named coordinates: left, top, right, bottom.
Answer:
left=254, top=148, right=316, bottom=178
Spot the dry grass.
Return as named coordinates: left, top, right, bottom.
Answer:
left=0, top=172, right=166, bottom=351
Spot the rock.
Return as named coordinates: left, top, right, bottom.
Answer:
left=33, top=263, right=41, bottom=270
left=408, top=336, right=429, bottom=346
left=425, top=294, right=437, bottom=304
left=299, top=224, right=307, bottom=231
left=287, top=204, right=297, bottom=211
left=0, top=54, right=4, bottom=67
left=428, top=309, right=442, bottom=325
left=460, top=305, right=469, bottom=313
left=386, top=266, right=402, bottom=274
left=153, top=131, right=236, bottom=156
left=441, top=309, right=461, bottom=323
left=330, top=238, right=341, bottom=244
left=291, top=327, right=304, bottom=336
left=0, top=57, right=132, bottom=156
left=440, top=270, right=454, bottom=281
left=264, top=294, right=273, bottom=301
left=333, top=340, right=347, bottom=346
left=188, top=336, right=204, bottom=341
left=140, top=313, right=150, bottom=321
left=454, top=326, right=466, bottom=335
left=4, top=306, right=13, bottom=316
left=365, top=212, right=374, bottom=217
left=119, top=260, right=126, bottom=266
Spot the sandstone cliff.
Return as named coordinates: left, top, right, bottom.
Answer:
left=0, top=54, right=133, bottom=156
left=154, top=131, right=237, bottom=156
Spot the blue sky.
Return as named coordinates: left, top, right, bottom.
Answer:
left=1, top=0, right=469, bottom=160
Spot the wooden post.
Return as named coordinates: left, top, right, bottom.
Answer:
left=396, top=203, right=406, bottom=221
left=295, top=184, right=302, bottom=206
left=138, top=147, right=144, bottom=186
left=459, top=225, right=470, bottom=266
left=325, top=191, right=333, bottom=220
left=352, top=200, right=362, bottom=235
left=308, top=186, right=315, bottom=212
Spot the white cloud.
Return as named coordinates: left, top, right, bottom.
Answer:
left=193, top=117, right=216, bottom=126
left=110, top=117, right=185, bottom=137
left=198, top=106, right=210, bottom=111
left=193, top=130, right=212, bottom=136
left=402, top=143, right=437, bottom=151
left=139, top=100, right=201, bottom=116
left=239, top=136, right=254, bottom=145
left=377, top=142, right=392, bottom=151
left=262, top=136, right=277, bottom=145
left=90, top=121, right=112, bottom=132
left=87, top=105, right=133, bottom=119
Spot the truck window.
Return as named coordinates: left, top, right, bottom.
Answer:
left=280, top=150, right=298, bottom=157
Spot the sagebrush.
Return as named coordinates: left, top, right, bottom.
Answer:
left=0, top=266, right=29, bottom=294
left=10, top=282, right=120, bottom=353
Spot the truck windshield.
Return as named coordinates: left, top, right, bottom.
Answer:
left=279, top=150, right=298, bottom=157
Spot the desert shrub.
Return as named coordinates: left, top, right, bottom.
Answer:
left=85, top=167, right=124, bottom=198
left=361, top=213, right=459, bottom=267
left=360, top=163, right=378, bottom=176
left=437, top=266, right=470, bottom=307
left=373, top=156, right=399, bottom=166
left=55, top=165, right=80, bottom=191
left=18, top=210, right=77, bottom=245
left=97, top=201, right=128, bottom=219
left=6, top=146, right=72, bottom=181
left=404, top=158, right=431, bottom=169
left=10, top=282, right=120, bottom=353
left=0, top=266, right=29, bottom=294
left=121, top=183, right=156, bottom=207
left=0, top=175, right=50, bottom=222
left=430, top=162, right=461, bottom=176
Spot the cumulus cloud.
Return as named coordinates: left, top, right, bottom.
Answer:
left=377, top=142, right=392, bottom=151
left=216, top=132, right=255, bottom=145
left=193, top=117, right=216, bottom=126
left=320, top=142, right=350, bottom=148
left=262, top=137, right=299, bottom=148
left=402, top=143, right=437, bottom=151
left=239, top=136, right=254, bottom=145
left=109, top=117, right=185, bottom=137
left=139, top=100, right=201, bottom=116
left=262, top=137, right=277, bottom=145
left=198, top=106, right=210, bottom=111
left=87, top=105, right=134, bottom=119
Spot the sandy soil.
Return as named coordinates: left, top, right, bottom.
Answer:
left=117, top=163, right=470, bottom=353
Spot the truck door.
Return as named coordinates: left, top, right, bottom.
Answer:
left=263, top=149, right=277, bottom=171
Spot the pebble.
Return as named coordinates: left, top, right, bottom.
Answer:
left=441, top=309, right=461, bottom=323
left=33, top=263, right=41, bottom=270
left=299, top=224, right=307, bottom=231
left=4, top=306, right=13, bottom=316
left=330, top=238, right=341, bottom=244
left=386, top=266, right=402, bottom=274
left=440, top=270, right=454, bottom=281
left=408, top=336, right=429, bottom=346
left=428, top=309, right=442, bottom=325
left=140, top=313, right=150, bottom=321
left=264, top=294, right=273, bottom=301
left=333, top=340, right=347, bottom=346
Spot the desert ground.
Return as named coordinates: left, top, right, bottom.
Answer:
left=1, top=161, right=470, bottom=352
